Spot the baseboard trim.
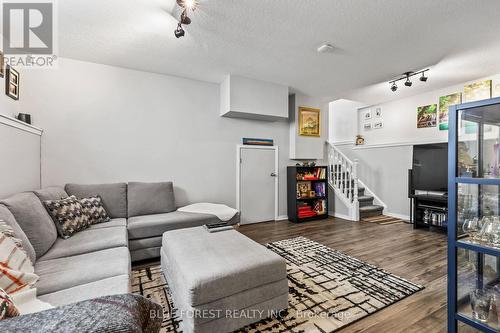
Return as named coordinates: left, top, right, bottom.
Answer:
left=329, top=211, right=355, bottom=221
left=275, top=215, right=288, bottom=221
left=385, top=212, right=410, bottom=221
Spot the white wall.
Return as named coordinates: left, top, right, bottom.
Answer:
left=329, top=74, right=500, bottom=218
left=357, top=74, right=500, bottom=146
left=20, top=58, right=296, bottom=215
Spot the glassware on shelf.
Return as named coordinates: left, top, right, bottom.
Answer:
left=462, top=217, right=480, bottom=242
left=477, top=217, right=495, bottom=244
left=470, top=289, right=492, bottom=322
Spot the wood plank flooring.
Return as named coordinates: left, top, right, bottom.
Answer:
left=238, top=217, right=448, bottom=333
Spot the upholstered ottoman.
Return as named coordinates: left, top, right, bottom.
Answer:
left=161, top=227, right=288, bottom=333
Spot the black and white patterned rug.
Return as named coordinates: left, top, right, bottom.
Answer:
left=132, top=237, right=423, bottom=333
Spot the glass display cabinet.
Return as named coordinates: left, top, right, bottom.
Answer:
left=449, top=97, right=500, bottom=333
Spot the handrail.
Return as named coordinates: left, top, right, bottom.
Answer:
left=327, top=142, right=359, bottom=220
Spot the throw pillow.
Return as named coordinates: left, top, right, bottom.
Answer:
left=0, top=224, right=38, bottom=294
left=0, top=287, right=19, bottom=320
left=44, top=196, right=90, bottom=239
left=79, top=196, right=111, bottom=225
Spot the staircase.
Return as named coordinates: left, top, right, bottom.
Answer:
left=327, top=142, right=385, bottom=221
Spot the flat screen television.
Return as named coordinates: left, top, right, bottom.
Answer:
left=412, top=143, right=448, bottom=192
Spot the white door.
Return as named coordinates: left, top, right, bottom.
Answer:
left=239, top=147, right=277, bottom=224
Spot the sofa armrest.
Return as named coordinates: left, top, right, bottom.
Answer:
left=0, top=294, right=163, bottom=333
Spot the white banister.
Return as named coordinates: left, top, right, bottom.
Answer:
left=326, top=142, right=360, bottom=221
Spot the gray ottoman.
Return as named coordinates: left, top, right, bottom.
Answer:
left=161, top=227, right=288, bottom=333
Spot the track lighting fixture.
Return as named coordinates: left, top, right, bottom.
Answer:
left=174, top=0, right=198, bottom=38
left=174, top=23, right=185, bottom=38
left=420, top=72, right=428, bottom=82
left=389, top=69, right=429, bottom=92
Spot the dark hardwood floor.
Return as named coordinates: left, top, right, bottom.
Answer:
left=238, top=217, right=448, bottom=333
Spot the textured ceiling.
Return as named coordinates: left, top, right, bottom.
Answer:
left=59, top=0, right=500, bottom=103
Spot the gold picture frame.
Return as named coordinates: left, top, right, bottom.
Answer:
left=298, top=107, right=320, bottom=137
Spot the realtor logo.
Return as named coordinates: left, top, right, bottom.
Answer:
left=1, top=1, right=57, bottom=68
left=3, top=2, right=53, bottom=54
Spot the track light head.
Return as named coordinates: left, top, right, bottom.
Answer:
left=420, top=72, right=428, bottom=82
left=391, top=83, right=398, bottom=92
left=174, top=23, right=185, bottom=38
left=180, top=10, right=191, bottom=24
left=405, top=78, right=412, bottom=87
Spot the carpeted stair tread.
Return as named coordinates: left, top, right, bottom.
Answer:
left=358, top=195, right=374, bottom=202
left=359, top=205, right=384, bottom=212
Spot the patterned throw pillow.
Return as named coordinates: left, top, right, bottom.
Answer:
left=0, top=223, right=38, bottom=294
left=80, top=196, right=111, bottom=225
left=0, top=287, right=19, bottom=320
left=44, top=196, right=90, bottom=238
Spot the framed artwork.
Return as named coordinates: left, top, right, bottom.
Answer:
left=417, top=104, right=437, bottom=128
left=464, top=80, right=491, bottom=102
left=373, top=121, right=383, bottom=129
left=438, top=93, right=462, bottom=131
left=298, top=107, right=320, bottom=137
left=0, top=51, right=4, bottom=78
left=375, top=107, right=382, bottom=118
left=363, top=123, right=372, bottom=131
left=363, top=109, right=372, bottom=120
left=5, top=65, right=19, bottom=100
left=493, top=77, right=500, bottom=98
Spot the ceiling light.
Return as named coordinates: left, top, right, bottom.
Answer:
left=177, top=0, right=198, bottom=10
left=388, top=69, right=429, bottom=92
left=174, top=23, right=185, bottom=38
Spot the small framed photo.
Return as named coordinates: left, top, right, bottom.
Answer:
left=364, top=109, right=372, bottom=120
left=374, top=121, right=383, bottom=129
left=0, top=51, right=4, bottom=78
left=363, top=123, right=372, bottom=131
left=5, top=65, right=19, bottom=100
left=375, top=107, right=382, bottom=117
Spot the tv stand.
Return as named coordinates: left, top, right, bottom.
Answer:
left=411, top=194, right=448, bottom=230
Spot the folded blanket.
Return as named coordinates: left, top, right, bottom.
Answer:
left=0, top=294, right=162, bottom=333
left=178, top=203, right=238, bottom=222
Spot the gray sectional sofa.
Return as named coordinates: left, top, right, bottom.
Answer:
left=0, top=181, right=239, bottom=308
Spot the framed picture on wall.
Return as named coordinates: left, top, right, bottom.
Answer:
left=417, top=104, right=437, bottom=128
left=5, top=65, right=19, bottom=100
left=363, top=123, right=372, bottom=131
left=373, top=121, right=383, bottom=129
left=464, top=80, right=491, bottom=102
left=0, top=51, right=4, bottom=78
left=363, top=109, right=372, bottom=120
left=298, top=107, right=320, bottom=137
left=438, top=92, right=462, bottom=131
left=375, top=107, right=382, bottom=117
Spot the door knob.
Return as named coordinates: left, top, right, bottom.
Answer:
left=270, top=172, right=277, bottom=177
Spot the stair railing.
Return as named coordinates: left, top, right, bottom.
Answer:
left=327, top=142, right=360, bottom=221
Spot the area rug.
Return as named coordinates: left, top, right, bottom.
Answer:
left=361, top=215, right=405, bottom=225
left=132, top=237, right=423, bottom=333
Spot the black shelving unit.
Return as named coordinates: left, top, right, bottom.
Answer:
left=412, top=194, right=448, bottom=231
left=287, top=166, right=328, bottom=223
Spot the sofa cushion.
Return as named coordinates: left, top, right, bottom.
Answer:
left=44, top=196, right=90, bottom=239
left=0, top=205, right=36, bottom=264
left=38, top=225, right=128, bottom=261
left=35, top=247, right=130, bottom=296
left=127, top=182, right=175, bottom=217
left=80, top=196, right=110, bottom=224
left=65, top=183, right=127, bottom=218
left=38, top=274, right=130, bottom=307
left=87, top=218, right=126, bottom=230
left=1, top=193, right=58, bottom=258
left=127, top=211, right=220, bottom=240
left=33, top=187, right=68, bottom=202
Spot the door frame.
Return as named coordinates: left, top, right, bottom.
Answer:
left=236, top=145, right=279, bottom=222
